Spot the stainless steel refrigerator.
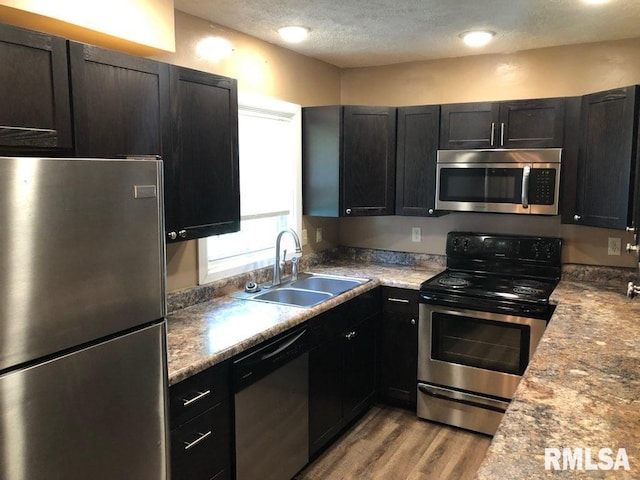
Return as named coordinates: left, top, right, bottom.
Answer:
left=0, top=157, right=168, bottom=479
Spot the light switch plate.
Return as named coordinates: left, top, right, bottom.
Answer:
left=316, top=227, right=323, bottom=243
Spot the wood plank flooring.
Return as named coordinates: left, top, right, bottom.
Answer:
left=296, top=405, right=492, bottom=480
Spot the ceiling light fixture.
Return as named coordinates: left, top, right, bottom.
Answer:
left=459, top=30, right=495, bottom=47
left=278, top=26, right=310, bottom=43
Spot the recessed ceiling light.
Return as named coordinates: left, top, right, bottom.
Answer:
left=459, top=30, right=495, bottom=47
left=278, top=26, right=310, bottom=43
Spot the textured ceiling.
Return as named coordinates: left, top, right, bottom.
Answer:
left=174, top=0, right=640, bottom=68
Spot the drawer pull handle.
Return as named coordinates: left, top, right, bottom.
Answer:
left=184, top=430, right=212, bottom=451
left=344, top=331, right=357, bottom=340
left=387, top=297, right=409, bottom=303
left=182, top=389, right=211, bottom=407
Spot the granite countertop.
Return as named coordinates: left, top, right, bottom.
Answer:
left=166, top=262, right=443, bottom=385
left=475, top=280, right=640, bottom=479
left=167, top=260, right=640, bottom=478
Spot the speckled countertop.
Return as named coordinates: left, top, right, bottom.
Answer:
left=474, top=280, right=640, bottom=479
left=166, top=262, right=442, bottom=385
left=167, top=259, right=640, bottom=478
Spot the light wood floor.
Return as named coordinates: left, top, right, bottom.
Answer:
left=296, top=404, right=492, bottom=480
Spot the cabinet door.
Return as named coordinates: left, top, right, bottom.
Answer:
left=0, top=24, right=71, bottom=152
left=396, top=105, right=441, bottom=216
left=69, top=42, right=170, bottom=158
left=167, top=66, right=240, bottom=241
left=170, top=402, right=231, bottom=480
left=342, top=314, right=377, bottom=423
left=379, top=288, right=419, bottom=409
left=499, top=98, right=565, bottom=148
left=575, top=86, right=638, bottom=229
left=308, top=333, right=344, bottom=457
left=342, top=106, right=396, bottom=216
left=439, top=102, right=499, bottom=149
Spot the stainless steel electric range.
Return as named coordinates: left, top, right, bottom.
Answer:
left=417, top=232, right=562, bottom=436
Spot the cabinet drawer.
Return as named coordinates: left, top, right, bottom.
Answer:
left=171, top=401, right=231, bottom=480
left=170, top=362, right=230, bottom=429
left=382, top=287, right=419, bottom=314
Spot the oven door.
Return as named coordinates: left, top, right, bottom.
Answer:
left=418, top=303, right=547, bottom=400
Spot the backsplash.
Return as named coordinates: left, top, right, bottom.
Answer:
left=167, top=247, right=635, bottom=313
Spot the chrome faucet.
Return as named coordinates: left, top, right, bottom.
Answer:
left=272, top=228, right=302, bottom=287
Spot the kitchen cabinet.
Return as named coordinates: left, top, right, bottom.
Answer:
left=68, top=42, right=170, bottom=158
left=169, top=361, right=231, bottom=480
left=166, top=66, right=240, bottom=241
left=395, top=105, right=443, bottom=216
left=439, top=98, right=565, bottom=149
left=308, top=288, right=380, bottom=457
left=303, top=106, right=396, bottom=217
left=0, top=24, right=72, bottom=153
left=569, top=86, right=639, bottom=230
left=378, top=287, right=419, bottom=410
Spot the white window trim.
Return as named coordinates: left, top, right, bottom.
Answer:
left=197, top=92, right=302, bottom=285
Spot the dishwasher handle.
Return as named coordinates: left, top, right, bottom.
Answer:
left=261, top=329, right=306, bottom=361
left=233, top=327, right=308, bottom=393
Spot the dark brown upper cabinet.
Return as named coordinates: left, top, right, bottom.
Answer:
left=569, top=86, right=639, bottom=230
left=395, top=105, right=443, bottom=216
left=69, top=42, right=171, bottom=159
left=439, top=98, right=565, bottom=150
left=165, top=66, right=240, bottom=242
left=303, top=106, right=396, bottom=217
left=0, top=24, right=72, bottom=153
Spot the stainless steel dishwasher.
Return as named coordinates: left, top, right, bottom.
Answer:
left=233, top=327, right=309, bottom=480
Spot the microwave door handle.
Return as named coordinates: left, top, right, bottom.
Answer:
left=521, top=166, right=531, bottom=209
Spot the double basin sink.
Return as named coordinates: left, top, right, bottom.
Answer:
left=233, top=273, right=369, bottom=308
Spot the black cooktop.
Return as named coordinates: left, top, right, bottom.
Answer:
left=420, top=232, right=562, bottom=317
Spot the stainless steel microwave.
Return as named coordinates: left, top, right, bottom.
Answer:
left=435, top=149, right=562, bottom=215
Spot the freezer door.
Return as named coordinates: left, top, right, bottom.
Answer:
left=0, top=157, right=165, bottom=369
left=0, top=322, right=168, bottom=480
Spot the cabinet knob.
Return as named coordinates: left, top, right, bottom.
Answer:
left=168, top=231, right=177, bottom=240
left=428, top=208, right=434, bottom=215
left=574, top=214, right=581, bottom=222
left=344, top=331, right=357, bottom=340
left=411, top=319, right=416, bottom=325
left=179, top=229, right=187, bottom=238
left=345, top=208, right=352, bottom=215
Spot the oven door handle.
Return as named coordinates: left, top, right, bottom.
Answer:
left=418, top=383, right=510, bottom=412
left=521, top=165, right=531, bottom=209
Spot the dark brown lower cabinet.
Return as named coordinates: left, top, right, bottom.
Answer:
left=169, top=362, right=231, bottom=480
left=379, top=287, right=419, bottom=410
left=308, top=288, right=380, bottom=458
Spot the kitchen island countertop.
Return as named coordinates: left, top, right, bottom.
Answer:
left=167, top=261, right=640, bottom=478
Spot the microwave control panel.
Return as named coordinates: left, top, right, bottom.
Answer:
left=529, top=169, right=556, bottom=205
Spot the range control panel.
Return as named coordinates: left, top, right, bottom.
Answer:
left=447, top=232, right=562, bottom=264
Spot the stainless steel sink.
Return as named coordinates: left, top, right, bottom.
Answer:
left=232, top=273, right=369, bottom=308
left=251, top=288, right=332, bottom=307
left=289, top=274, right=363, bottom=295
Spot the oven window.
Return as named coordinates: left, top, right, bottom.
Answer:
left=439, top=168, right=523, bottom=203
left=431, top=312, right=530, bottom=375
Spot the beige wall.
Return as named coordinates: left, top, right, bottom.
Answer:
left=338, top=38, right=640, bottom=269
left=155, top=11, right=342, bottom=291
left=0, top=0, right=175, bottom=54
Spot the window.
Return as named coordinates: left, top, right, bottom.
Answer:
left=197, top=93, right=302, bottom=284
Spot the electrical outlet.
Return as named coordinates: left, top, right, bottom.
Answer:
left=301, top=229, right=308, bottom=246
left=411, top=227, right=421, bottom=243
left=608, top=237, right=621, bottom=256
left=316, top=227, right=323, bottom=243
